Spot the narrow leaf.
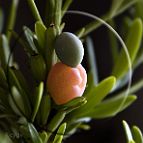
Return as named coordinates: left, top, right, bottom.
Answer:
left=110, top=0, right=125, bottom=17
left=84, top=71, right=94, bottom=95
left=30, top=54, right=46, bottom=81
left=57, top=97, right=87, bottom=111
left=46, top=111, right=66, bottom=141
left=23, top=26, right=37, bottom=52
left=132, top=126, right=143, bottom=143
left=108, top=20, right=119, bottom=63
left=11, top=30, right=35, bottom=55
left=5, top=0, right=19, bottom=41
left=112, top=18, right=143, bottom=79
left=62, top=0, right=73, bottom=17
left=39, top=131, right=48, bottom=143
left=26, top=0, right=43, bottom=23
left=28, top=123, right=42, bottom=143
left=45, top=0, right=55, bottom=26
left=123, top=120, right=135, bottom=143
left=54, top=0, right=62, bottom=26
left=40, top=95, right=51, bottom=125
left=65, top=122, right=81, bottom=136
left=85, top=76, right=116, bottom=106
left=31, top=82, right=44, bottom=122
left=11, top=86, right=25, bottom=115
left=0, top=133, right=13, bottom=143
left=0, top=35, right=11, bottom=69
left=35, top=21, right=46, bottom=50
left=9, top=95, right=22, bottom=116
left=60, top=23, right=65, bottom=33
left=121, top=17, right=132, bottom=38
left=87, top=95, right=136, bottom=119
left=76, top=27, right=85, bottom=38
left=53, top=123, right=67, bottom=143
left=45, top=27, right=57, bottom=70
left=68, top=76, right=116, bottom=119
left=134, top=1, right=143, bottom=20
left=8, top=67, right=31, bottom=117
left=86, top=37, right=98, bottom=85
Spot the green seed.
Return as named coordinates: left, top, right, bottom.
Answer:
left=55, top=32, right=84, bottom=67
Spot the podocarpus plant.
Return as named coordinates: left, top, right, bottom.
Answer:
left=1, top=0, right=143, bottom=143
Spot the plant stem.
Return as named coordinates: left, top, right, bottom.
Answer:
left=54, top=0, right=62, bottom=27
left=5, top=0, right=19, bottom=42
left=45, top=0, right=55, bottom=26
left=27, top=0, right=43, bottom=23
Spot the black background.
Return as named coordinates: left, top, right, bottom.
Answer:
left=1, top=0, right=143, bottom=143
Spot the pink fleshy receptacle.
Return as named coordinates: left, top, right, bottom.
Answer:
left=47, top=62, right=87, bottom=105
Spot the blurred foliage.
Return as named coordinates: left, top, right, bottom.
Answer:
left=0, top=0, right=143, bottom=143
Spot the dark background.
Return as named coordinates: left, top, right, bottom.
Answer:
left=1, top=0, right=143, bottom=143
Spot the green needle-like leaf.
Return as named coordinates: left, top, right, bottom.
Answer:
left=132, top=126, right=143, bottom=143
left=86, top=37, right=98, bottom=85
left=57, top=97, right=87, bottom=111
left=5, top=0, right=19, bottom=42
left=65, top=122, right=81, bottom=136
left=0, top=133, right=13, bottom=143
left=26, top=0, right=43, bottom=23
left=46, top=111, right=66, bottom=142
left=110, top=0, right=125, bottom=17
left=85, top=76, right=116, bottom=106
left=84, top=71, right=94, bottom=95
left=87, top=95, right=137, bottom=119
left=11, top=86, right=25, bottom=116
left=108, top=20, right=119, bottom=63
left=39, top=131, right=48, bottom=143
left=31, top=82, right=44, bottom=122
left=54, top=0, right=62, bottom=27
left=8, top=67, right=31, bottom=118
left=9, top=95, right=23, bottom=116
left=112, top=18, right=143, bottom=79
left=39, top=94, right=51, bottom=126
left=62, top=0, right=73, bottom=17
left=134, top=1, right=143, bottom=20
left=123, top=120, right=135, bottom=143
left=30, top=54, right=46, bottom=81
left=53, top=123, right=67, bottom=143
left=0, top=35, right=11, bottom=69
left=121, top=17, right=132, bottom=39
left=67, top=76, right=116, bottom=120
left=35, top=21, right=47, bottom=50
left=45, top=0, right=55, bottom=26
left=11, top=30, right=35, bottom=55
left=28, top=123, right=43, bottom=143
left=76, top=27, right=85, bottom=38
left=45, top=27, right=57, bottom=70
left=60, top=23, right=65, bottom=33
left=23, top=26, right=38, bottom=53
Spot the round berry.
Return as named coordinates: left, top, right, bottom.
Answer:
left=55, top=32, right=84, bottom=67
